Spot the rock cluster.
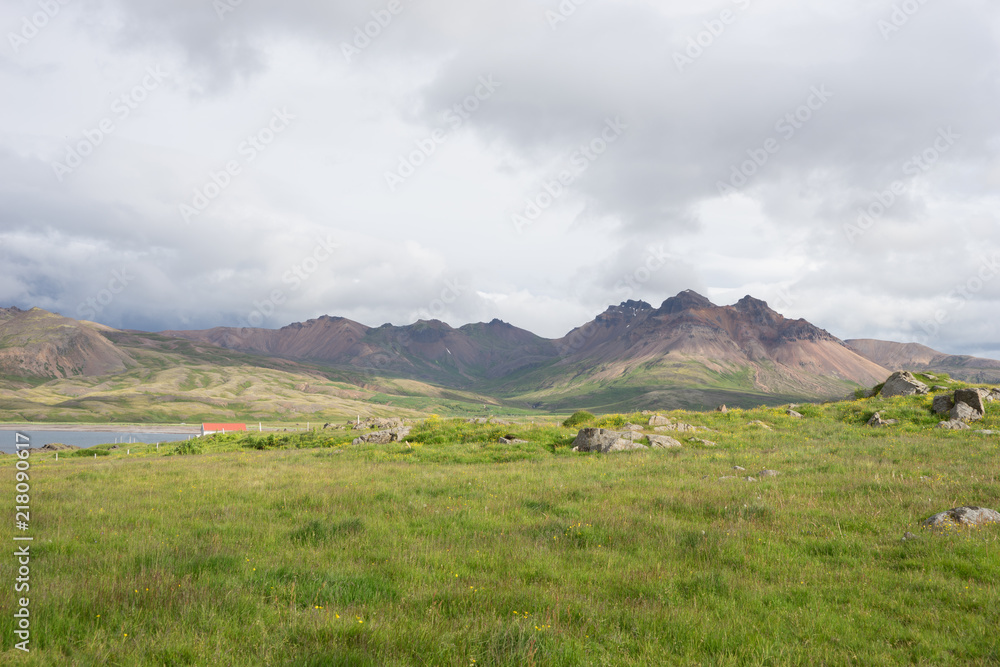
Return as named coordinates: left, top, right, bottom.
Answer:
left=934, top=387, right=992, bottom=427
left=348, top=417, right=406, bottom=431
left=571, top=428, right=647, bottom=453
left=351, top=426, right=411, bottom=445
left=649, top=415, right=700, bottom=432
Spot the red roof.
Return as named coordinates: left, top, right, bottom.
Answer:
left=202, top=423, right=247, bottom=432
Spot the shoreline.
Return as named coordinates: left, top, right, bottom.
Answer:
left=0, top=424, right=203, bottom=434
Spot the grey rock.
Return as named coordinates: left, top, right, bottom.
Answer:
left=988, top=389, right=1000, bottom=403
left=689, top=438, right=717, bottom=446
left=931, top=385, right=950, bottom=392
left=352, top=426, right=411, bottom=445
left=647, top=434, right=682, bottom=449
left=572, top=428, right=646, bottom=453
left=922, top=506, right=1000, bottom=528
left=498, top=436, right=528, bottom=444
left=924, top=374, right=937, bottom=380
left=866, top=412, right=898, bottom=427
left=937, top=420, right=971, bottom=430
left=648, top=415, right=671, bottom=427
left=623, top=423, right=644, bottom=432
left=880, top=371, right=930, bottom=398
left=932, top=394, right=954, bottom=415
left=950, top=401, right=983, bottom=423
left=954, top=388, right=987, bottom=417
left=747, top=420, right=772, bottom=430
left=976, top=430, right=997, bottom=435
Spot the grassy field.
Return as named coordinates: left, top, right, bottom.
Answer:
left=2, top=378, right=999, bottom=665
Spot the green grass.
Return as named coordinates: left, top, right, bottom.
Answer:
left=2, top=387, right=999, bottom=664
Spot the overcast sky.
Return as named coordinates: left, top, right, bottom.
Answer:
left=2, top=0, right=999, bottom=356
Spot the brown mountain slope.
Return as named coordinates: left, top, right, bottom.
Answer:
left=500, top=292, right=891, bottom=405
left=558, top=293, right=888, bottom=384
left=0, top=307, right=134, bottom=381
left=845, top=339, right=1000, bottom=384
left=164, top=317, right=559, bottom=386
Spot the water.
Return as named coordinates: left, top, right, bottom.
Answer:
left=0, top=430, right=195, bottom=454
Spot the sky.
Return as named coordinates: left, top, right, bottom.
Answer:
left=2, top=0, right=999, bottom=357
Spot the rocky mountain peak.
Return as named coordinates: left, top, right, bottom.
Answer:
left=657, top=290, right=715, bottom=315
left=733, top=295, right=781, bottom=327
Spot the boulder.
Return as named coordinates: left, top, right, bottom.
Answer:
left=572, top=428, right=646, bottom=453
left=866, top=412, right=898, bottom=427
left=689, top=438, right=717, bottom=446
left=931, top=385, right=950, bottom=392
left=954, top=388, right=987, bottom=416
left=880, top=371, right=930, bottom=398
left=988, top=388, right=1000, bottom=403
left=937, top=420, right=971, bottom=430
left=623, top=423, right=644, bottom=432
left=931, top=394, right=954, bottom=415
left=648, top=415, right=671, bottom=427
left=646, top=434, right=682, bottom=449
left=922, top=506, right=1000, bottom=528
left=498, top=437, right=528, bottom=444
left=949, top=402, right=983, bottom=423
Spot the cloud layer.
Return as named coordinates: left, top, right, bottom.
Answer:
left=1, top=0, right=998, bottom=353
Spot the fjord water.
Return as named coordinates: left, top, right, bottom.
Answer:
left=0, top=430, right=193, bottom=454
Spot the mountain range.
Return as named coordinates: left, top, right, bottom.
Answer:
left=2, top=291, right=999, bottom=420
